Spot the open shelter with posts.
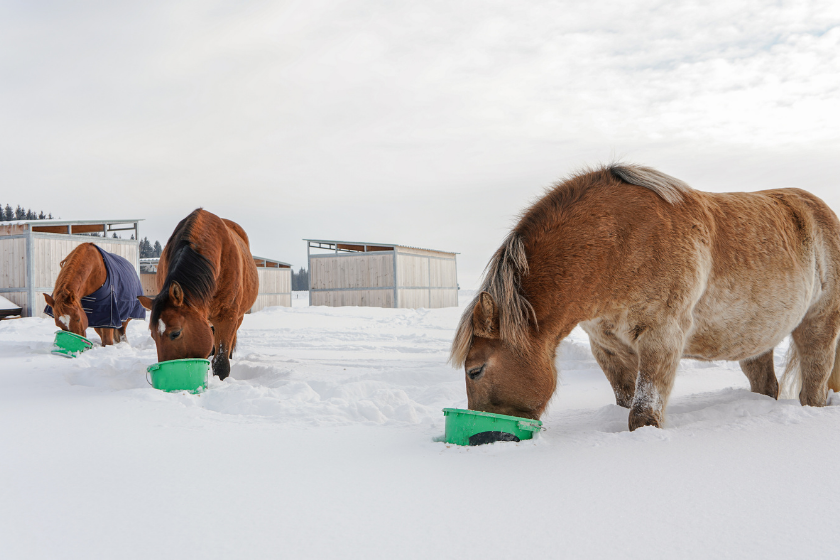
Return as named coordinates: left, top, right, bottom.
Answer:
left=305, top=239, right=458, bottom=308
left=0, top=219, right=141, bottom=317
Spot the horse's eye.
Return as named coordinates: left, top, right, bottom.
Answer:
left=170, top=329, right=182, bottom=341
left=467, top=364, right=486, bottom=380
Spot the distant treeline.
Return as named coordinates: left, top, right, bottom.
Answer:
left=139, top=237, right=163, bottom=258
left=291, top=267, right=309, bottom=291
left=2, top=204, right=53, bottom=221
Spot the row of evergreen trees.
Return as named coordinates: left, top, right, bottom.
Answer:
left=139, top=237, right=163, bottom=258
left=291, top=267, right=309, bottom=291
left=1, top=204, right=53, bottom=221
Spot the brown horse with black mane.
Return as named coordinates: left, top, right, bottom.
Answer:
left=451, top=164, right=840, bottom=431
left=138, top=209, right=258, bottom=380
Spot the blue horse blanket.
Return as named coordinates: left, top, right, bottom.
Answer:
left=45, top=245, right=147, bottom=328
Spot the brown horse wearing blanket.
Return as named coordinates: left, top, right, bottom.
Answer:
left=44, top=243, right=132, bottom=346
left=138, top=209, right=258, bottom=380
left=451, top=164, right=840, bottom=431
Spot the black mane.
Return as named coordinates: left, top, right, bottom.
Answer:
left=150, top=209, right=216, bottom=325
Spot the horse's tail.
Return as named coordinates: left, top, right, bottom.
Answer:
left=779, top=343, right=801, bottom=400
left=828, top=339, right=840, bottom=394
left=780, top=338, right=840, bottom=400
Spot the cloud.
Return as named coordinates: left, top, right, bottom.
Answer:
left=1, top=0, right=838, bottom=287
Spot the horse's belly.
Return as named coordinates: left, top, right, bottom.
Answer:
left=684, top=278, right=814, bottom=361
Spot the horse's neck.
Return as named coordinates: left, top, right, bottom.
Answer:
left=57, top=248, right=107, bottom=299
left=527, top=272, right=599, bottom=348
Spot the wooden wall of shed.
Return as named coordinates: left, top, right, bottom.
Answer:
left=394, top=252, right=457, bottom=308
left=250, top=293, right=292, bottom=312
left=29, top=238, right=139, bottom=318
left=250, top=268, right=292, bottom=312
left=396, top=288, right=458, bottom=309
left=1, top=237, right=26, bottom=289
left=31, top=238, right=138, bottom=293
left=310, top=289, right=394, bottom=308
left=140, top=273, right=158, bottom=296
left=310, top=253, right=395, bottom=290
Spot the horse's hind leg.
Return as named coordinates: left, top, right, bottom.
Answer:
left=590, top=340, right=638, bottom=408
left=739, top=350, right=779, bottom=399
left=790, top=313, right=840, bottom=406
left=96, top=327, right=115, bottom=346
left=116, top=319, right=130, bottom=344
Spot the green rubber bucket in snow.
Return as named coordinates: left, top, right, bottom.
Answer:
left=146, top=358, right=210, bottom=394
left=52, top=330, right=93, bottom=357
left=443, top=408, right=542, bottom=446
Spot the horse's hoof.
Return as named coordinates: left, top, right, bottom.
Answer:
left=629, top=408, right=661, bottom=431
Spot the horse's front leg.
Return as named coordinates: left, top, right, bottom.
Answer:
left=589, top=339, right=638, bottom=408
left=211, top=319, right=236, bottom=380
left=629, top=324, right=685, bottom=431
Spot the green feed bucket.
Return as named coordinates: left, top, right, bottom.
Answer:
left=52, top=330, right=94, bottom=357
left=443, top=408, right=542, bottom=446
left=146, top=358, right=210, bottom=394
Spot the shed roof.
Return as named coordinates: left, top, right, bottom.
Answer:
left=253, top=256, right=292, bottom=268
left=140, top=256, right=292, bottom=269
left=304, top=239, right=458, bottom=255
left=0, top=218, right=142, bottom=237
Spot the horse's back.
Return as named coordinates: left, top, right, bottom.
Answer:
left=222, top=218, right=250, bottom=248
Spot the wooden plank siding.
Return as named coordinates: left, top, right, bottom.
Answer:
left=140, top=273, right=158, bottom=296
left=27, top=238, right=140, bottom=319
left=0, top=237, right=27, bottom=289
left=250, top=268, right=292, bottom=313
left=308, top=245, right=457, bottom=309
left=310, top=289, right=394, bottom=308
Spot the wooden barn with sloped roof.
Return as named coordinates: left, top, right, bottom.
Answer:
left=305, top=239, right=458, bottom=308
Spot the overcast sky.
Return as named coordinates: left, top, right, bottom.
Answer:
left=2, top=0, right=839, bottom=288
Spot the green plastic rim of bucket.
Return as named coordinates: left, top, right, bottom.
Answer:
left=52, top=330, right=94, bottom=357
left=443, top=408, right=543, bottom=446
left=147, top=358, right=210, bottom=394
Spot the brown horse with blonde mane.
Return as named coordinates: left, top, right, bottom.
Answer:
left=44, top=243, right=143, bottom=345
left=138, top=209, right=258, bottom=380
left=451, top=164, right=840, bottom=431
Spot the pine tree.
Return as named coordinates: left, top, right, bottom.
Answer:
left=153, top=241, right=163, bottom=257
left=5, top=205, right=13, bottom=221
left=15, top=205, right=25, bottom=220
left=38, top=211, right=46, bottom=219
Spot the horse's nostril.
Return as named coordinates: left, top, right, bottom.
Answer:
left=467, top=364, right=486, bottom=380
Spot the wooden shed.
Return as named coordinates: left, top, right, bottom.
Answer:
left=306, top=239, right=458, bottom=308
left=139, top=255, right=292, bottom=313
left=251, top=256, right=292, bottom=312
left=0, top=219, right=141, bottom=318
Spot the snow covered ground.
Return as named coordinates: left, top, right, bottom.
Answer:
left=2, top=290, right=839, bottom=559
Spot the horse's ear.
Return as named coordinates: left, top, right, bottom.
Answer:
left=472, top=292, right=500, bottom=339
left=44, top=293, right=55, bottom=306
left=137, top=296, right=153, bottom=310
left=169, top=282, right=184, bottom=307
